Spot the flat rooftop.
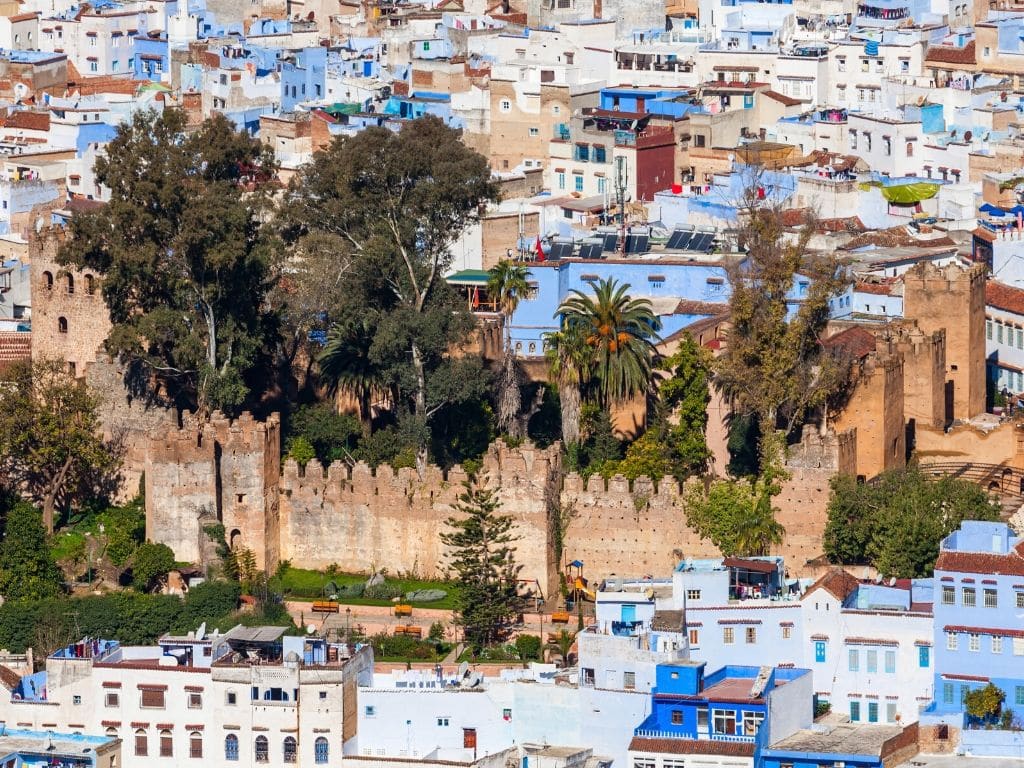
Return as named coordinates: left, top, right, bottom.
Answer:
left=701, top=677, right=762, bottom=701
left=769, top=724, right=903, bottom=756
left=897, top=756, right=1024, bottom=768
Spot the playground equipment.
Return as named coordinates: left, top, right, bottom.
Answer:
left=393, top=604, right=413, bottom=617
left=566, top=560, right=596, bottom=602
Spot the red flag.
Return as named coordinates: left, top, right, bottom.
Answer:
left=535, top=235, right=545, bottom=262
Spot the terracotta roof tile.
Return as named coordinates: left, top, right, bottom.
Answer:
left=987, top=280, right=1024, bottom=317
left=935, top=550, right=1024, bottom=577
left=822, top=326, right=876, bottom=360
left=0, top=666, right=21, bottom=690
left=925, top=40, right=976, bottom=66
left=762, top=89, right=802, bottom=107
left=805, top=568, right=860, bottom=602
left=2, top=110, right=48, bottom=131
left=629, top=737, right=755, bottom=757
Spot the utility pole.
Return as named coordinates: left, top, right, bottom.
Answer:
left=616, top=155, right=628, bottom=257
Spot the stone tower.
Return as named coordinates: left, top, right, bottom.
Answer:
left=902, top=262, right=987, bottom=423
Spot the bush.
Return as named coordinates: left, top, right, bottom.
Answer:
left=363, top=583, right=402, bottom=601
left=514, top=634, right=542, bottom=661
left=966, top=683, right=1005, bottom=724
left=131, top=542, right=176, bottom=591
left=285, top=436, right=316, bottom=467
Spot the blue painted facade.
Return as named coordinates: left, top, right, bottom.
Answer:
left=133, top=34, right=169, bottom=81
left=0, top=729, right=118, bottom=767
left=928, top=521, right=1024, bottom=721
left=281, top=47, right=327, bottom=111
left=761, top=745, right=888, bottom=768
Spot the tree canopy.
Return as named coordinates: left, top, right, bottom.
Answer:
left=283, top=116, right=498, bottom=473
left=823, top=468, right=1001, bottom=577
left=685, top=477, right=784, bottom=556
left=0, top=358, right=119, bottom=531
left=0, top=499, right=63, bottom=601
left=58, top=109, right=279, bottom=413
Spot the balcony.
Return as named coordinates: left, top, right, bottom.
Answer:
left=633, top=729, right=756, bottom=743
left=554, top=123, right=570, bottom=141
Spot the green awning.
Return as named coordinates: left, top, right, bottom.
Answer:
left=879, top=182, right=940, bottom=204
left=323, top=102, right=362, bottom=116
left=446, top=269, right=491, bottom=286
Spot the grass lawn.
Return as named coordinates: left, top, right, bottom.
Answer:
left=277, top=567, right=457, bottom=610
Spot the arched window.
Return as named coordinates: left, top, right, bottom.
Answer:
left=85, top=274, right=95, bottom=295
left=224, top=734, right=239, bottom=762
left=190, top=731, right=203, bottom=758
left=255, top=735, right=269, bottom=763
left=159, top=729, right=173, bottom=757
left=66, top=273, right=74, bottom=294
left=42, top=270, right=53, bottom=290
left=134, top=729, right=147, bottom=757
left=58, top=317, right=68, bottom=333
left=283, top=736, right=297, bottom=763
left=105, top=727, right=117, bottom=738
left=314, top=737, right=329, bottom=764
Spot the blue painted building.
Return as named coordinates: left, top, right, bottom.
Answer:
left=929, top=520, right=1024, bottom=721
left=133, top=33, right=169, bottom=81
left=0, top=728, right=120, bottom=767
left=761, top=722, right=918, bottom=768
left=628, top=662, right=813, bottom=765
left=280, top=47, right=328, bottom=111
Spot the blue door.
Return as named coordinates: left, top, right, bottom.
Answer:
left=621, top=604, right=636, bottom=623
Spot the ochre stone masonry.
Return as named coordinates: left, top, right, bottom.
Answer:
left=145, top=416, right=849, bottom=596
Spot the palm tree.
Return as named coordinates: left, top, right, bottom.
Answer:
left=488, top=261, right=533, bottom=436
left=555, top=278, right=662, bottom=408
left=732, top=482, right=785, bottom=556
left=543, top=323, right=591, bottom=450
left=547, top=629, right=577, bottom=667
left=317, top=316, right=381, bottom=436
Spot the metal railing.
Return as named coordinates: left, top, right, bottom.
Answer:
left=917, top=461, right=1024, bottom=497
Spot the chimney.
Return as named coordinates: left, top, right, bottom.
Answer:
left=594, top=0, right=602, bottom=18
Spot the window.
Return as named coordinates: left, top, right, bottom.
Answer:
left=848, top=649, right=859, bottom=671
left=988, top=321, right=993, bottom=341
left=867, top=702, right=878, bottom=723
left=985, top=589, right=998, bottom=608
left=437, top=717, right=449, bottom=726
left=365, top=706, right=376, bottom=717
left=85, top=274, right=95, bottom=295
left=969, top=633, right=981, bottom=652
left=90, top=61, right=98, bottom=72
left=850, top=701, right=861, bottom=721
left=135, top=730, right=148, bottom=757
left=998, top=324, right=1005, bottom=344
left=284, top=736, right=297, bottom=763
left=866, top=650, right=877, bottom=673
left=942, top=586, right=955, bottom=605
left=883, top=137, right=891, bottom=156
left=112, top=60, right=119, bottom=71
left=694, top=134, right=706, bottom=148
left=723, top=627, right=735, bottom=645
left=73, top=695, right=82, bottom=705
left=597, top=176, right=605, bottom=194
left=255, top=735, right=269, bottom=763
left=712, top=708, right=737, bottom=735
left=529, top=127, right=539, bottom=137
left=992, top=636, right=1003, bottom=654
left=105, top=692, right=119, bottom=707
left=574, top=174, right=583, bottom=193
left=885, top=650, right=896, bottom=673
left=1016, top=686, right=1024, bottom=707
left=225, top=735, right=239, bottom=762
left=140, top=688, right=165, bottom=708
left=671, top=710, right=683, bottom=725
left=160, top=730, right=173, bottom=757
left=946, top=632, right=958, bottom=651
left=687, top=589, right=701, bottom=600
left=688, top=628, right=699, bottom=646
left=1017, top=592, right=1024, bottom=609
left=985, top=46, right=991, bottom=56
left=815, top=641, right=826, bottom=663
left=190, top=732, right=202, bottom=759
left=943, top=682, right=954, bottom=704
left=557, top=172, right=565, bottom=190
left=887, top=702, right=897, bottom=723
left=963, top=587, right=977, bottom=607
left=906, top=142, right=913, bottom=157
left=188, top=693, right=202, bottom=708
left=58, top=316, right=68, bottom=334
left=226, top=691, right=237, bottom=705
left=623, top=671, right=636, bottom=690
left=315, top=737, right=329, bottom=764
left=782, top=626, right=792, bottom=639
left=582, top=668, right=594, bottom=686
left=500, top=99, right=511, bottom=112
left=919, top=646, right=930, bottom=667
left=745, top=627, right=757, bottom=644
left=1013, top=637, right=1024, bottom=656
left=837, top=57, right=846, bottom=71
left=43, top=271, right=53, bottom=290
left=742, top=711, right=764, bottom=735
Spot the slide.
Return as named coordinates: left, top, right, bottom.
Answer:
left=574, top=577, right=596, bottom=601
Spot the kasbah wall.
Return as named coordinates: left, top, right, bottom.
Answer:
left=146, top=412, right=853, bottom=597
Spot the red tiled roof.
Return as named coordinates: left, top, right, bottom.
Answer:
left=987, top=280, right=1024, bottom=317
left=856, top=281, right=897, bottom=295
left=674, top=299, right=728, bottom=316
left=935, top=549, right=1024, bottom=577
left=806, top=568, right=860, bottom=602
left=822, top=326, right=876, bottom=361
left=925, top=40, right=976, bottom=66
left=762, top=89, right=802, bottom=107
left=942, top=673, right=989, bottom=682
left=0, top=666, right=20, bottom=690
left=629, top=737, right=755, bottom=757
left=945, top=624, right=1024, bottom=639
left=2, top=110, right=49, bottom=131
left=844, top=637, right=900, bottom=646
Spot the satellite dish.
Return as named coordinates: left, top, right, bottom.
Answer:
left=195, top=622, right=206, bottom=641
left=306, top=625, right=316, bottom=634
left=459, top=661, right=470, bottom=679
left=964, top=130, right=973, bottom=141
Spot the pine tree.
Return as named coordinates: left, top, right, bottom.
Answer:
left=441, top=481, right=522, bottom=652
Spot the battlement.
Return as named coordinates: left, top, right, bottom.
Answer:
left=785, top=425, right=857, bottom=473
left=903, top=260, right=987, bottom=291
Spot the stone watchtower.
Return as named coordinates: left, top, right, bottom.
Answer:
left=902, top=261, right=987, bottom=423
left=145, top=411, right=281, bottom=571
